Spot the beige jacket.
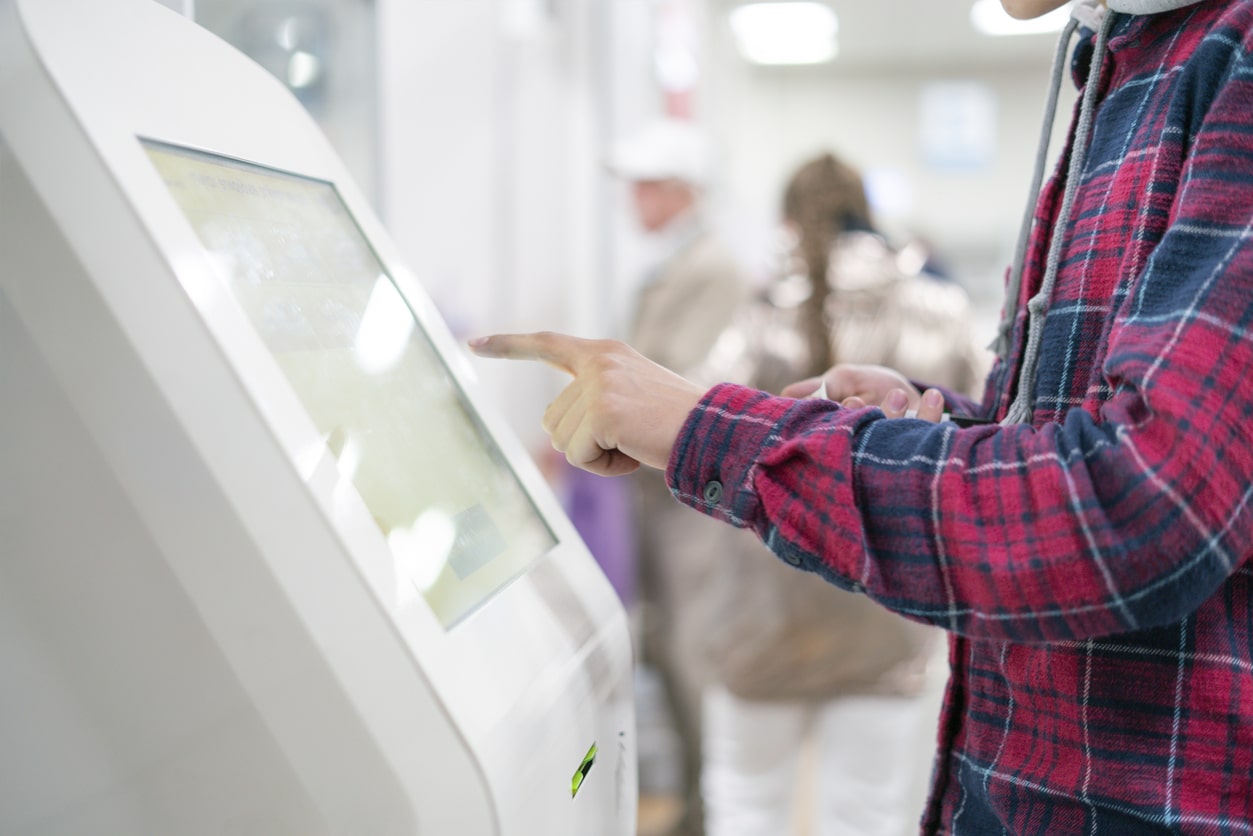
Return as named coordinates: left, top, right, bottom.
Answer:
left=630, top=228, right=751, bottom=696
left=631, top=230, right=753, bottom=380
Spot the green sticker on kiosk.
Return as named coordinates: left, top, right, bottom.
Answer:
left=571, top=742, right=598, bottom=798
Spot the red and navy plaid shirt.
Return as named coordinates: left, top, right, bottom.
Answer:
left=668, top=3, right=1253, bottom=833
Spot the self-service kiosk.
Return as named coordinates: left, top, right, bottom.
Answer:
left=0, top=0, right=636, bottom=832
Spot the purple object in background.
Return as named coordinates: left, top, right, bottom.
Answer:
left=560, top=463, right=637, bottom=607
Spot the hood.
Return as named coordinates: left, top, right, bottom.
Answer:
left=994, top=0, right=1206, bottom=425
left=1108, top=0, right=1204, bottom=12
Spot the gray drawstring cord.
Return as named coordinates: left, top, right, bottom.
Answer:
left=1002, top=3, right=1117, bottom=426
left=991, top=12, right=1084, bottom=361
left=1108, top=0, right=1203, bottom=12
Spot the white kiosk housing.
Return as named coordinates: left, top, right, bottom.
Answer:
left=0, top=0, right=636, bottom=832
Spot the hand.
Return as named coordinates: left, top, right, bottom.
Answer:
left=469, top=332, right=705, bottom=476
left=782, top=363, right=947, bottom=422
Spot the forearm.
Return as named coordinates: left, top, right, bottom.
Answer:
left=668, top=382, right=1250, bottom=643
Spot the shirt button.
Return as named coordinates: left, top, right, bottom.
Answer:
left=702, top=480, right=723, bottom=504
left=783, top=553, right=802, bottom=566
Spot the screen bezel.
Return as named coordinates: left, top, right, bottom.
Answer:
left=136, top=136, right=576, bottom=633
left=139, top=139, right=557, bottom=629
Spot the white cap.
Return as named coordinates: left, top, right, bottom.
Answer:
left=606, top=118, right=709, bottom=186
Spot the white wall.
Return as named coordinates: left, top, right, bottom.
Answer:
left=703, top=22, right=1079, bottom=347
left=374, top=0, right=665, bottom=452
left=376, top=0, right=586, bottom=452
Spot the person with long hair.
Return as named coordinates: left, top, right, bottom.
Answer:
left=695, top=151, right=979, bottom=834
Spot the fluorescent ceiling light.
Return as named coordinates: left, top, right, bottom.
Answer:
left=730, top=2, right=838, bottom=66
left=971, top=0, right=1071, bottom=36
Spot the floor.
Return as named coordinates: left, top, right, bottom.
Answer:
left=637, top=794, right=684, bottom=836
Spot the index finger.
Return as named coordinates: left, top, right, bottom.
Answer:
left=468, top=331, right=594, bottom=375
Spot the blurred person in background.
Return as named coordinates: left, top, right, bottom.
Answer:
left=607, top=117, right=752, bottom=836
left=472, top=0, right=1253, bottom=831
left=538, top=452, right=638, bottom=607
left=695, top=152, right=981, bottom=835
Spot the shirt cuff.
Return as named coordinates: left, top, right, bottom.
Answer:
left=664, top=382, right=878, bottom=591
left=665, top=382, right=795, bottom=529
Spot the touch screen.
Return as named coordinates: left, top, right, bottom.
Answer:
left=143, top=141, right=556, bottom=627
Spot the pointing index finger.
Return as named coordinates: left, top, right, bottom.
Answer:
left=468, top=331, right=592, bottom=375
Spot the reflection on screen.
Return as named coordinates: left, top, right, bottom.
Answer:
left=143, top=140, right=556, bottom=628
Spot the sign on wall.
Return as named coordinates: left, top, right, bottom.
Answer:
left=919, top=81, right=998, bottom=171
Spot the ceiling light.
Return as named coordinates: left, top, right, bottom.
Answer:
left=971, top=0, right=1071, bottom=36
left=730, top=2, right=838, bottom=66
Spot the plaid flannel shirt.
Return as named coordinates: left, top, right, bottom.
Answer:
left=668, top=4, right=1253, bottom=833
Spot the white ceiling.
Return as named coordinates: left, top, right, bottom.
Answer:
left=713, top=0, right=1068, bottom=71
